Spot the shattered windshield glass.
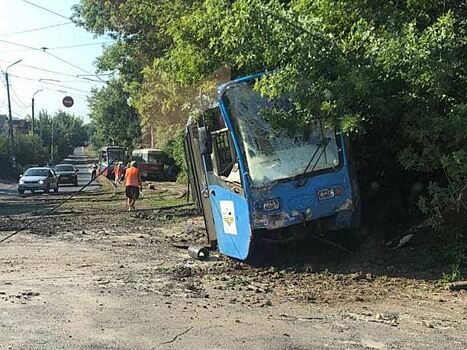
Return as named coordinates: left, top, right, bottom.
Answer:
left=223, top=82, right=339, bottom=187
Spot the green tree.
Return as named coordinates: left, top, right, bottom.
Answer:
left=37, top=110, right=89, bottom=163
left=0, top=134, right=48, bottom=176
left=87, top=79, right=141, bottom=150
left=14, top=134, right=48, bottom=167
left=75, top=0, right=467, bottom=227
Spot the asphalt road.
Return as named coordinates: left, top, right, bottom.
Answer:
left=0, top=147, right=100, bottom=196
left=58, top=146, right=100, bottom=193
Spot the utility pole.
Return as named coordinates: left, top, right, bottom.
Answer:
left=31, top=89, right=43, bottom=134
left=51, top=116, right=54, bottom=164
left=5, top=59, right=22, bottom=168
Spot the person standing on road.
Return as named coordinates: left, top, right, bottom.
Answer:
left=91, top=161, right=98, bottom=180
left=124, top=161, right=142, bottom=211
left=113, top=162, right=123, bottom=186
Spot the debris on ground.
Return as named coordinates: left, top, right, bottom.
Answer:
left=447, top=281, right=467, bottom=291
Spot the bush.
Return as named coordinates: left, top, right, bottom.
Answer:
left=0, top=134, right=49, bottom=177
left=162, top=129, right=187, bottom=183
left=0, top=135, right=11, bottom=177
left=36, top=110, right=90, bottom=163
left=15, top=134, right=49, bottom=169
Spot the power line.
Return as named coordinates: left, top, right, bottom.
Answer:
left=0, top=40, right=107, bottom=83
left=43, top=51, right=106, bottom=83
left=0, top=22, right=72, bottom=37
left=19, top=0, right=71, bottom=21
left=11, top=99, right=30, bottom=110
left=6, top=73, right=92, bottom=95
left=78, top=73, right=112, bottom=77
left=11, top=96, right=30, bottom=110
left=9, top=83, right=29, bottom=108
left=2, top=73, right=91, bottom=102
left=51, top=79, right=102, bottom=84
left=0, top=38, right=112, bottom=51
left=0, top=38, right=40, bottom=51
left=39, top=80, right=91, bottom=94
left=0, top=59, right=84, bottom=80
left=0, top=57, right=109, bottom=84
left=0, top=76, right=29, bottom=112
left=12, top=110, right=25, bottom=119
left=48, top=42, right=112, bottom=50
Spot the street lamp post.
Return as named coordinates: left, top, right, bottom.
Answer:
left=31, top=89, right=43, bottom=134
left=5, top=59, right=22, bottom=168
left=50, top=115, right=54, bottom=164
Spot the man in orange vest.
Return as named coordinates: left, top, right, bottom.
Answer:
left=113, top=161, right=123, bottom=185
left=124, top=161, right=142, bottom=211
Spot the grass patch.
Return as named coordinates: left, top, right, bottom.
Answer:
left=441, top=264, right=463, bottom=284
left=425, top=234, right=466, bottom=284
left=144, top=195, right=192, bottom=209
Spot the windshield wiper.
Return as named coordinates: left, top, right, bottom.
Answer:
left=295, top=137, right=330, bottom=187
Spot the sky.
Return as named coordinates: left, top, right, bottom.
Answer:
left=0, top=0, right=110, bottom=122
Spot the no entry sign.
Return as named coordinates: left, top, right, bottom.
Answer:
left=62, top=96, right=74, bottom=108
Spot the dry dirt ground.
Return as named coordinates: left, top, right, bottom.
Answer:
left=0, top=178, right=466, bottom=350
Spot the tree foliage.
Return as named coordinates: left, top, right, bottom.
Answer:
left=87, top=79, right=141, bottom=150
left=0, top=134, right=48, bottom=176
left=0, top=111, right=88, bottom=176
left=75, top=0, right=467, bottom=227
left=37, top=110, right=89, bottom=163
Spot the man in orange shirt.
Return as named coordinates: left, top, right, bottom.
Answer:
left=113, top=162, right=123, bottom=185
left=124, top=161, right=142, bottom=211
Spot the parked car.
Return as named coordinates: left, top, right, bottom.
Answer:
left=54, top=164, right=79, bottom=185
left=18, top=167, right=59, bottom=194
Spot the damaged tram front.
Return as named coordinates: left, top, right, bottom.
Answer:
left=185, top=73, right=360, bottom=260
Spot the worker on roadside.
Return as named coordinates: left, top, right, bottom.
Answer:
left=118, top=162, right=125, bottom=182
left=124, top=161, right=142, bottom=211
left=91, top=161, right=98, bottom=180
left=113, top=162, right=123, bottom=185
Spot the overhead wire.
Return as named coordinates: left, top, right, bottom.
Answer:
left=10, top=85, right=30, bottom=108
left=0, top=38, right=40, bottom=51
left=0, top=59, right=90, bottom=81
left=47, top=42, right=112, bottom=50
left=38, top=79, right=91, bottom=93
left=6, top=73, right=93, bottom=94
left=0, top=22, right=72, bottom=37
left=0, top=65, right=106, bottom=89
left=0, top=59, right=74, bottom=79
left=0, top=41, right=108, bottom=83
left=12, top=110, right=26, bottom=119
left=19, top=0, right=71, bottom=21
left=0, top=38, right=109, bottom=53
left=10, top=97, right=30, bottom=110
left=0, top=38, right=111, bottom=51
left=43, top=51, right=106, bottom=83
left=0, top=75, right=29, bottom=112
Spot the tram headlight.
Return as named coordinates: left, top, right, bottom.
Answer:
left=317, top=186, right=343, bottom=200
left=263, top=198, right=280, bottom=211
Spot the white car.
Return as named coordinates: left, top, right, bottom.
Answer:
left=18, top=167, right=59, bottom=194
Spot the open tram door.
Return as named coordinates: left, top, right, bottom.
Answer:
left=185, top=106, right=253, bottom=260
left=185, top=116, right=217, bottom=247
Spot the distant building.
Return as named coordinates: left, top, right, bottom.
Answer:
left=0, top=114, right=30, bottom=135
left=13, top=118, right=29, bottom=134
left=0, top=114, right=8, bottom=135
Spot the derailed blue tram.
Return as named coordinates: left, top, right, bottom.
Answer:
left=185, top=73, right=360, bottom=260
